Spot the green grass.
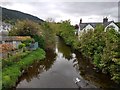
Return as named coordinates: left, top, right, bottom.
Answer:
left=2, top=51, right=30, bottom=68
left=2, top=48, right=45, bottom=89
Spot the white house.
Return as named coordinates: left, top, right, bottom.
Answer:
left=77, top=17, right=120, bottom=35
left=82, top=24, right=94, bottom=31
left=104, top=21, right=119, bottom=32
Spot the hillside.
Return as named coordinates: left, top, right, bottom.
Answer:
left=1, top=7, right=44, bottom=24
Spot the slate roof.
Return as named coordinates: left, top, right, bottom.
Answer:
left=115, top=22, right=120, bottom=28
left=79, top=21, right=117, bottom=30
left=103, top=21, right=114, bottom=27
left=79, top=23, right=100, bottom=30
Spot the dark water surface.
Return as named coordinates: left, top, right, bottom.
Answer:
left=16, top=36, right=119, bottom=89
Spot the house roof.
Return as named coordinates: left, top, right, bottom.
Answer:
left=79, top=21, right=117, bottom=30
left=79, top=23, right=100, bottom=30
left=103, top=21, right=114, bottom=27
left=115, top=22, right=120, bottom=28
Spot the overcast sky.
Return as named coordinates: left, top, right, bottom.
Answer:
left=0, top=0, right=119, bottom=25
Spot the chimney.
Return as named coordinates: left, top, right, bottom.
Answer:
left=103, top=17, right=108, bottom=24
left=80, top=18, right=82, bottom=24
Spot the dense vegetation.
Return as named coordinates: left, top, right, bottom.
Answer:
left=2, top=19, right=56, bottom=89
left=1, top=7, right=44, bottom=24
left=48, top=20, right=120, bottom=84
left=41, top=22, right=56, bottom=50
left=9, top=19, right=55, bottom=50
left=2, top=51, right=30, bottom=68
left=48, top=20, right=79, bottom=49
left=9, top=19, right=45, bottom=49
left=2, top=48, right=45, bottom=89
left=79, top=26, right=120, bottom=83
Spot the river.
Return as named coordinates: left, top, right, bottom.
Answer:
left=15, top=36, right=119, bottom=89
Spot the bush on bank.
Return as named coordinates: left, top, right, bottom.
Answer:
left=79, top=25, right=120, bottom=83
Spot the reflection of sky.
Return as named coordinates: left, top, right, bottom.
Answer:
left=17, top=46, right=81, bottom=88
left=56, top=42, right=80, bottom=77
left=55, top=44, right=58, bottom=53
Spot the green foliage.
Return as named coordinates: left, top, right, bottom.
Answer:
left=41, top=22, right=56, bottom=49
left=2, top=66, right=21, bottom=88
left=2, top=51, right=30, bottom=68
left=49, top=20, right=79, bottom=49
left=93, top=52, right=101, bottom=67
left=22, top=38, right=33, bottom=47
left=79, top=25, right=120, bottom=83
left=8, top=19, right=46, bottom=49
left=33, top=35, right=45, bottom=49
left=18, top=43, right=26, bottom=49
left=9, top=19, right=41, bottom=37
left=2, top=48, right=46, bottom=89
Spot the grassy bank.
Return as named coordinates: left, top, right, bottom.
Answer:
left=2, top=48, right=45, bottom=89
left=2, top=51, right=31, bottom=68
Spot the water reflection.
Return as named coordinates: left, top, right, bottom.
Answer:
left=74, top=50, right=119, bottom=88
left=57, top=37, right=73, bottom=60
left=16, top=37, right=80, bottom=88
left=16, top=36, right=120, bottom=89
left=56, top=37, right=119, bottom=88
left=16, top=49, right=56, bottom=84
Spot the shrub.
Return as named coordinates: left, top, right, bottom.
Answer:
left=33, top=35, right=45, bottom=49
left=18, top=43, right=26, bottom=49
left=79, top=25, right=120, bottom=83
left=22, top=38, right=33, bottom=47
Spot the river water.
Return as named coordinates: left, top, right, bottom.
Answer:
left=16, top=36, right=119, bottom=89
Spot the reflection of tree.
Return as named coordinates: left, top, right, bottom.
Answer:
left=16, top=49, right=56, bottom=84
left=74, top=51, right=118, bottom=88
left=57, top=37, right=73, bottom=60
left=41, top=49, right=56, bottom=71
left=18, top=63, right=45, bottom=82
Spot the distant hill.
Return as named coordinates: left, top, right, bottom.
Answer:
left=1, top=7, right=44, bottom=24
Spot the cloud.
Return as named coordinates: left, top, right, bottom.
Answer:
left=0, top=1, right=119, bottom=25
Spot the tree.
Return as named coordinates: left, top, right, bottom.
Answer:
left=9, top=19, right=42, bottom=37
left=9, top=19, right=45, bottom=48
left=79, top=25, right=120, bottom=83
left=41, top=22, right=56, bottom=50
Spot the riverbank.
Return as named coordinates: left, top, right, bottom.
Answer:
left=2, top=48, right=45, bottom=89
left=15, top=36, right=119, bottom=89
left=58, top=27, right=120, bottom=84
left=53, top=21, right=120, bottom=84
